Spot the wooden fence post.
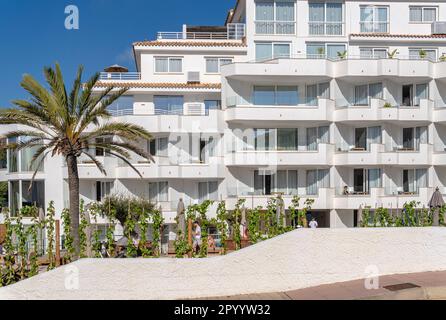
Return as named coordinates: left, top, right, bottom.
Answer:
left=55, top=220, right=61, bottom=266
left=188, top=219, right=192, bottom=258
left=0, top=224, right=5, bottom=245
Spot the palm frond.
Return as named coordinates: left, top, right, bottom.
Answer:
left=107, top=151, right=144, bottom=178
left=80, top=151, right=107, bottom=175
left=83, top=122, right=152, bottom=141
left=69, top=65, right=84, bottom=115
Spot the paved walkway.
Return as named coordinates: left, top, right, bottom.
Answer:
left=208, top=271, right=446, bottom=300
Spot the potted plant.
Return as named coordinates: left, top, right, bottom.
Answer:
left=387, top=49, right=398, bottom=59
left=317, top=47, right=325, bottom=58
left=440, top=54, right=446, bottom=62
left=419, top=49, right=427, bottom=59
left=337, top=50, right=348, bottom=60
left=383, top=102, right=392, bottom=108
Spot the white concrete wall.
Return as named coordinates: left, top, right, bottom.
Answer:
left=1, top=228, right=445, bottom=300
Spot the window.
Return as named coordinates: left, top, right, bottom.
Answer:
left=107, top=96, right=134, bottom=116
left=254, top=129, right=274, bottom=151
left=410, top=6, right=437, bottom=23
left=148, top=137, right=168, bottom=157
left=354, top=83, right=383, bottom=106
left=0, top=138, right=6, bottom=170
left=306, top=43, right=347, bottom=59
left=306, top=82, right=331, bottom=105
left=402, top=84, right=429, bottom=106
left=306, top=169, right=330, bottom=195
left=351, top=126, right=381, bottom=151
left=403, top=169, right=427, bottom=193
left=154, top=96, right=184, bottom=115
left=360, top=47, right=388, bottom=59
left=255, top=0, right=295, bottom=35
left=205, top=57, right=233, bottom=73
left=149, top=181, right=168, bottom=203
left=254, top=170, right=298, bottom=196
left=9, top=180, right=45, bottom=217
left=409, top=48, right=437, bottom=61
left=155, top=57, right=183, bottom=73
left=204, top=100, right=221, bottom=114
left=8, top=137, right=44, bottom=173
left=96, top=181, right=113, bottom=202
left=198, top=181, right=219, bottom=202
left=360, top=6, right=389, bottom=33
left=352, top=168, right=381, bottom=194
left=253, top=85, right=298, bottom=106
left=255, top=42, right=291, bottom=61
left=309, top=2, right=343, bottom=35
left=95, top=137, right=112, bottom=157
left=277, top=129, right=298, bottom=150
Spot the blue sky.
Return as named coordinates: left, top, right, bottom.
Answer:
left=0, top=0, right=235, bottom=107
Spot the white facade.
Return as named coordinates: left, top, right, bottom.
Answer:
left=2, top=0, right=446, bottom=230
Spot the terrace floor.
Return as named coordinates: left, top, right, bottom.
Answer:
left=207, top=270, right=446, bottom=300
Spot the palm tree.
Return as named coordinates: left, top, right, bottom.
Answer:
left=0, top=63, right=152, bottom=258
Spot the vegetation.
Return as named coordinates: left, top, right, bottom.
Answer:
left=387, top=49, right=398, bottom=59
left=0, top=182, right=7, bottom=210
left=337, top=50, right=348, bottom=60
left=0, top=63, right=153, bottom=258
left=360, top=201, right=444, bottom=228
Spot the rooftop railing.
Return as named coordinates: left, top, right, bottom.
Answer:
left=100, top=72, right=141, bottom=81
left=157, top=23, right=245, bottom=40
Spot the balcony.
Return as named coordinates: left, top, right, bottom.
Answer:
left=222, top=57, right=334, bottom=81
left=64, top=157, right=119, bottom=180
left=225, top=144, right=334, bottom=167
left=334, top=144, right=384, bottom=166
left=335, top=99, right=433, bottom=123
left=109, top=109, right=222, bottom=133
left=254, top=21, right=296, bottom=35
left=157, top=23, right=245, bottom=40
left=225, top=188, right=334, bottom=210
left=379, top=187, right=434, bottom=209
left=380, top=144, right=432, bottom=166
left=359, top=22, right=389, bottom=33
left=115, top=163, right=225, bottom=180
left=309, top=22, right=344, bottom=36
left=99, top=72, right=141, bottom=81
left=434, top=105, right=446, bottom=123
left=225, top=98, right=334, bottom=123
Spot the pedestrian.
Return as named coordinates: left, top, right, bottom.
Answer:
left=193, top=221, right=202, bottom=255
left=309, top=218, right=318, bottom=229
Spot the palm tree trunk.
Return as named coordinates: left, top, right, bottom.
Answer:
left=66, top=154, right=80, bottom=258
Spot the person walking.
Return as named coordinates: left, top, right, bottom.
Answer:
left=309, top=218, right=318, bottom=229
left=193, top=221, right=202, bottom=255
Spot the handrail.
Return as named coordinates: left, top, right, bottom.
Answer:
left=157, top=23, right=245, bottom=40
left=100, top=72, right=141, bottom=80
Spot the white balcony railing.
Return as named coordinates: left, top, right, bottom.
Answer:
left=254, top=21, right=296, bottom=35
left=308, top=22, right=344, bottom=36
left=99, top=72, right=141, bottom=81
left=157, top=23, right=245, bottom=40
left=108, top=108, right=134, bottom=117
left=360, top=22, right=389, bottom=33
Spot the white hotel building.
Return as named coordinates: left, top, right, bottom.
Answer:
left=2, top=0, right=446, bottom=234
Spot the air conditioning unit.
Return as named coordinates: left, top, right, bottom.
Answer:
left=186, top=103, right=203, bottom=116
left=432, top=21, right=446, bottom=35
left=187, top=71, right=200, bottom=84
